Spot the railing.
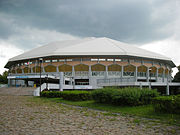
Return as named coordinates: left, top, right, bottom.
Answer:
left=97, top=77, right=136, bottom=85
left=158, top=73, right=163, bottom=77
left=123, top=72, right=135, bottom=77
left=64, top=72, right=72, bottom=77
left=108, top=71, right=121, bottom=76
left=75, top=71, right=89, bottom=76
left=150, top=73, right=156, bottom=77
left=92, top=71, right=105, bottom=76
left=137, top=72, right=146, bottom=77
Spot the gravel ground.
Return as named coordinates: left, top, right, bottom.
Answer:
left=0, top=87, right=179, bottom=135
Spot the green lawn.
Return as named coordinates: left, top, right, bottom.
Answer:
left=33, top=97, right=180, bottom=126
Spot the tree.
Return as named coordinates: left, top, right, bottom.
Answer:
left=173, top=66, right=180, bottom=82
left=0, top=70, right=8, bottom=84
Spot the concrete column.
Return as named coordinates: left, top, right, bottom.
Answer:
left=22, top=68, right=24, bottom=74
left=59, top=72, right=64, bottom=91
left=121, top=66, right=124, bottom=78
left=121, top=66, right=124, bottom=82
left=56, top=66, right=59, bottom=72
left=8, top=79, right=11, bottom=87
left=89, top=65, right=92, bottom=77
left=72, top=66, right=75, bottom=77
left=167, top=69, right=170, bottom=83
left=105, top=66, right=108, bottom=79
left=89, top=65, right=93, bottom=86
left=156, top=68, right=158, bottom=82
left=147, top=67, right=149, bottom=82
left=163, top=69, right=165, bottom=82
left=166, top=82, right=169, bottom=95
left=140, top=82, right=142, bottom=89
left=135, top=66, right=137, bottom=82
left=31, top=67, right=33, bottom=73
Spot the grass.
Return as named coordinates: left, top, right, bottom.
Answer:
left=31, top=97, right=180, bottom=126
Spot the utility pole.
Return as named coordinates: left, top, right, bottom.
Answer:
left=39, top=58, right=43, bottom=96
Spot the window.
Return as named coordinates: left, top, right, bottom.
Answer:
left=45, top=60, right=51, bottom=63
left=129, top=59, right=134, bottom=63
left=115, top=59, right=121, bottom=62
left=122, top=59, right=128, bottom=62
left=107, top=59, right=114, bottom=61
left=59, top=59, right=65, bottom=62
left=135, top=59, right=142, bottom=63
left=99, top=59, right=106, bottom=61
left=91, top=58, right=98, bottom=61
left=66, top=59, right=72, bottom=61
left=82, top=58, right=91, bottom=61
left=144, top=61, right=152, bottom=64
left=52, top=59, right=58, bottom=62
left=73, top=58, right=81, bottom=61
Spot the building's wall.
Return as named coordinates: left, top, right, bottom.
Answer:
left=8, top=57, right=172, bottom=88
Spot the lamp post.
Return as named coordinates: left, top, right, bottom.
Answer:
left=149, top=68, right=152, bottom=89
left=39, top=58, right=43, bottom=96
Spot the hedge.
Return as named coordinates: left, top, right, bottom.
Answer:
left=41, top=91, right=92, bottom=101
left=153, top=95, right=180, bottom=114
left=92, top=87, right=159, bottom=106
left=40, top=91, right=62, bottom=98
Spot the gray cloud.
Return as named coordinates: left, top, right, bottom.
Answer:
left=0, top=0, right=179, bottom=49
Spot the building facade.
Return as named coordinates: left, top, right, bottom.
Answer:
left=5, top=37, right=179, bottom=94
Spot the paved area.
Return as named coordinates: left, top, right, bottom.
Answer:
left=0, top=87, right=180, bottom=135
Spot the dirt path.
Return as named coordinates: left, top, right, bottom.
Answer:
left=0, top=87, right=179, bottom=135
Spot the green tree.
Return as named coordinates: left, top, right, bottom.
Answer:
left=173, top=66, right=180, bottom=82
left=0, top=70, right=8, bottom=84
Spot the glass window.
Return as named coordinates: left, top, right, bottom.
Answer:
left=82, top=58, right=91, bottom=61
left=59, top=59, right=65, bottom=62
left=45, top=60, right=51, bottom=63
left=115, top=59, right=121, bottom=62
left=99, top=59, right=106, bottom=61
left=73, top=58, right=81, bottom=61
left=107, top=59, right=114, bottom=61
left=129, top=59, right=134, bottom=62
left=52, top=59, right=58, bottom=62
left=91, top=59, right=98, bottom=61
left=66, top=59, right=72, bottom=61
left=122, top=59, right=128, bottom=62
left=135, top=59, right=142, bottom=63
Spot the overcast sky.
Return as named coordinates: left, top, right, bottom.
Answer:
left=0, top=0, right=180, bottom=76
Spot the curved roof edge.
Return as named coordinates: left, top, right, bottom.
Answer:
left=4, top=37, right=176, bottom=68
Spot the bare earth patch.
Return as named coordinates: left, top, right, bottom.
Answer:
left=0, top=87, right=179, bottom=135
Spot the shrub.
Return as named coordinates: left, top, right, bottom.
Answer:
left=92, top=87, right=159, bottom=106
left=91, top=88, right=117, bottom=104
left=61, top=91, right=92, bottom=101
left=153, top=95, right=180, bottom=114
left=40, top=91, right=62, bottom=98
left=41, top=90, right=92, bottom=101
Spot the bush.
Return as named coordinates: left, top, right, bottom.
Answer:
left=91, top=88, right=117, bottom=104
left=41, top=90, right=92, bottom=101
left=92, top=87, right=159, bottom=106
left=153, top=95, right=180, bottom=114
left=60, top=91, right=92, bottom=101
left=40, top=91, right=62, bottom=98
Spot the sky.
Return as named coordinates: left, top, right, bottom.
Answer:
left=0, top=0, right=180, bottom=76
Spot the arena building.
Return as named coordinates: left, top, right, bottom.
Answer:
left=4, top=37, right=180, bottom=95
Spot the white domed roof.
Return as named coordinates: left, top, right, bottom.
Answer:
left=5, top=37, right=175, bottom=68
